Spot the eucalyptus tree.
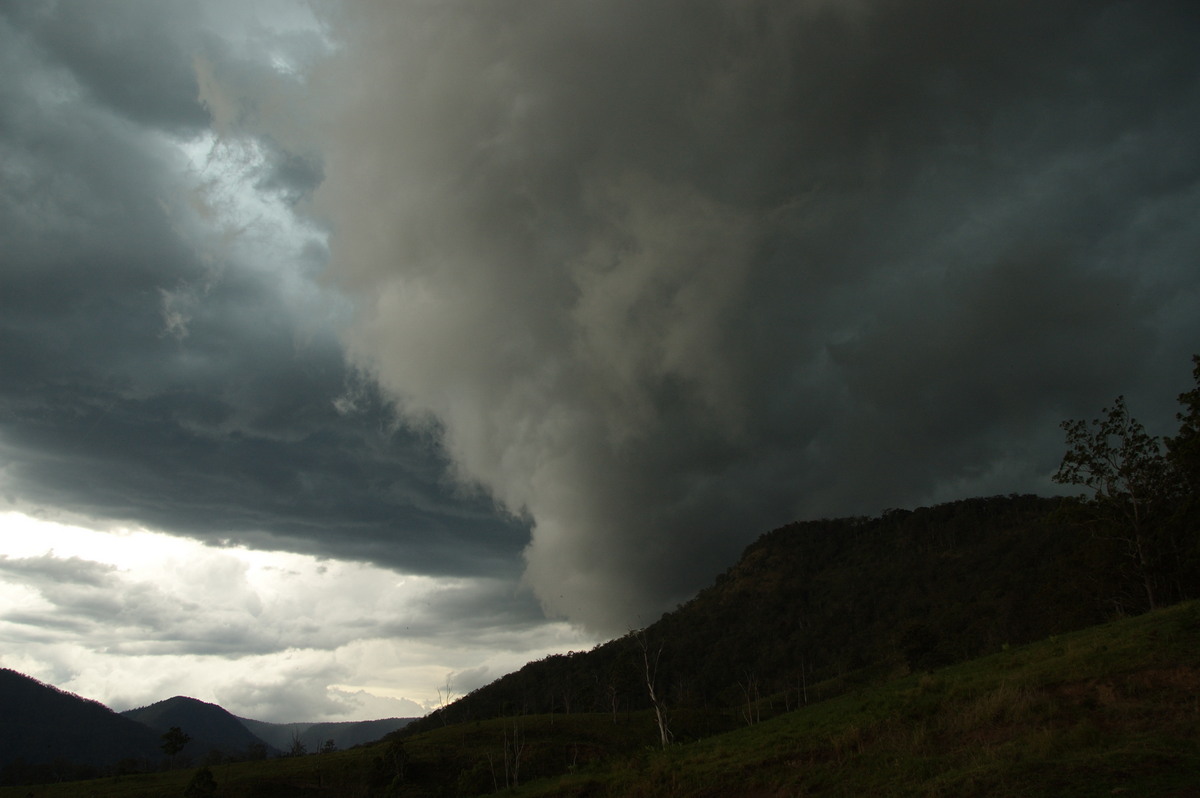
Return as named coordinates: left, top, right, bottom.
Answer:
left=1054, top=395, right=1185, bottom=610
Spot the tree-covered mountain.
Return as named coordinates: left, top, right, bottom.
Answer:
left=409, top=491, right=1194, bottom=737
left=0, top=668, right=162, bottom=784
left=120, top=696, right=273, bottom=760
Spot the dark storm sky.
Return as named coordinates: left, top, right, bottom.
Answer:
left=1, top=1, right=1198, bottom=680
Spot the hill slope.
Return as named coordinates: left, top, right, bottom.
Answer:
left=513, top=599, right=1200, bottom=797
left=414, top=494, right=1141, bottom=734
left=0, top=669, right=162, bottom=783
left=121, top=696, right=271, bottom=759
left=7, top=600, right=1198, bottom=797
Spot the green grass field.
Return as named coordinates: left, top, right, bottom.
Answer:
left=6, top=600, right=1199, bottom=797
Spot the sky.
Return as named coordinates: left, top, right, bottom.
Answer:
left=1, top=0, right=1198, bottom=723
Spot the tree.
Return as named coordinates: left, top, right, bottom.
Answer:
left=161, top=726, right=191, bottom=758
left=1054, top=395, right=1183, bottom=610
left=288, top=731, right=307, bottom=757
left=1166, top=355, right=1200, bottom=498
left=1164, top=355, right=1200, bottom=598
left=435, top=673, right=456, bottom=726
left=636, top=630, right=672, bottom=748
left=183, top=766, right=217, bottom=798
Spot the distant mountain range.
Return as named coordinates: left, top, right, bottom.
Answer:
left=119, top=695, right=412, bottom=757
left=237, top=715, right=415, bottom=753
left=0, top=669, right=412, bottom=785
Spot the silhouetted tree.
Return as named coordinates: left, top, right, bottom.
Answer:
left=1054, top=395, right=1184, bottom=610
left=161, top=726, right=191, bottom=758
left=183, top=765, right=217, bottom=797
left=288, top=731, right=307, bottom=757
left=1167, top=355, right=1200, bottom=499
left=1164, top=355, right=1200, bottom=599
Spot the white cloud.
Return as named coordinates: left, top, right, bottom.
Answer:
left=0, top=512, right=595, bottom=721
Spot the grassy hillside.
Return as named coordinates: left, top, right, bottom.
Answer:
left=518, top=599, right=1200, bottom=797
left=7, top=599, right=1198, bottom=797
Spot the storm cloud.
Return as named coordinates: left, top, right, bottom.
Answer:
left=0, top=1, right=525, bottom=581
left=304, top=0, right=1200, bottom=631
left=2, top=0, right=1199, bottom=689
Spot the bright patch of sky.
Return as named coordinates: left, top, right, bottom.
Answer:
left=0, top=512, right=594, bottom=722
left=175, top=129, right=326, bottom=270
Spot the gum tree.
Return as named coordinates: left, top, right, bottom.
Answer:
left=1053, top=395, right=1182, bottom=610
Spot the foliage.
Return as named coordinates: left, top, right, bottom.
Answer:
left=1053, top=365, right=1198, bottom=611
left=161, top=727, right=192, bottom=758
left=182, top=766, right=216, bottom=798
left=1166, top=354, right=1200, bottom=493
left=287, top=731, right=307, bottom=757
left=1053, top=396, right=1180, bottom=511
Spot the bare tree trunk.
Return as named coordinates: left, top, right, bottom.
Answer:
left=801, top=655, right=808, bottom=706
left=738, top=672, right=760, bottom=726
left=638, top=630, right=672, bottom=748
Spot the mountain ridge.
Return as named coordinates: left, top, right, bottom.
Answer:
left=0, top=673, right=414, bottom=786
left=0, top=668, right=162, bottom=783
left=120, top=696, right=273, bottom=759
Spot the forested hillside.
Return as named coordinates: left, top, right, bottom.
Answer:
left=121, top=696, right=272, bottom=760
left=0, top=669, right=162, bottom=784
left=409, top=494, right=1142, bottom=735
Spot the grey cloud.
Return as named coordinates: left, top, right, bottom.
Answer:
left=4, top=0, right=1199, bottom=647
left=256, top=151, right=325, bottom=206
left=0, top=555, right=173, bottom=643
left=0, top=553, right=117, bottom=587
left=329, top=688, right=425, bottom=721
left=378, top=578, right=551, bottom=643
left=0, top=0, right=210, bottom=133
left=311, top=0, right=1200, bottom=633
left=218, top=664, right=355, bottom=723
left=448, top=665, right=493, bottom=696
left=3, top=552, right=329, bottom=658
left=0, top=4, right=528, bottom=584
